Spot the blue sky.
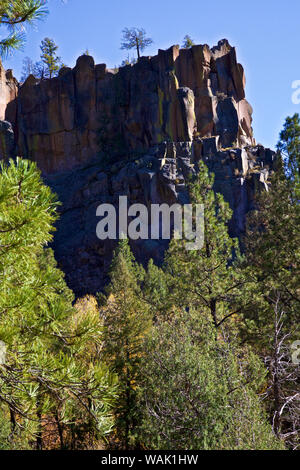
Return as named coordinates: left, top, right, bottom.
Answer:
left=3, top=0, right=300, bottom=149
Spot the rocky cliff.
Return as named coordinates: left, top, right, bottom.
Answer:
left=0, top=60, right=18, bottom=160
left=0, top=40, right=275, bottom=296
left=5, top=39, right=254, bottom=173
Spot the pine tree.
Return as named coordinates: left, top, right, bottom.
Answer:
left=0, top=158, right=118, bottom=449
left=164, top=161, right=248, bottom=330
left=0, top=0, right=48, bottom=57
left=120, top=27, right=153, bottom=60
left=99, top=240, right=151, bottom=449
left=40, top=37, right=62, bottom=79
left=277, top=113, right=300, bottom=181
left=182, top=35, right=195, bottom=48
left=143, top=259, right=170, bottom=321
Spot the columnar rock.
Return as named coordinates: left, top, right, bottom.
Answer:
left=0, top=59, right=18, bottom=123
left=0, top=40, right=272, bottom=296
left=0, top=120, right=15, bottom=160
left=45, top=141, right=275, bottom=296
left=8, top=39, right=255, bottom=174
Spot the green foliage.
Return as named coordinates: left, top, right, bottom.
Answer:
left=121, top=27, right=153, bottom=60
left=164, top=161, right=247, bottom=329
left=20, top=37, right=64, bottom=81
left=40, top=37, right=62, bottom=79
left=243, top=157, right=300, bottom=447
left=0, top=158, right=118, bottom=449
left=0, top=0, right=48, bottom=57
left=0, top=405, right=31, bottom=449
left=143, top=259, right=170, bottom=321
left=243, top=159, right=299, bottom=340
left=138, top=309, right=283, bottom=450
left=277, top=113, right=300, bottom=187
left=99, top=240, right=151, bottom=449
left=182, top=35, right=195, bottom=48
left=120, top=55, right=137, bottom=67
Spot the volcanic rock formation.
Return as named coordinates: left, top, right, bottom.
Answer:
left=0, top=40, right=276, bottom=295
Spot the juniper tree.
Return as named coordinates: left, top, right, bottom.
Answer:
left=138, top=308, right=284, bottom=450
left=0, top=0, right=48, bottom=57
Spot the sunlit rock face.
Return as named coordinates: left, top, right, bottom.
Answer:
left=0, top=60, right=18, bottom=160
left=6, top=39, right=254, bottom=174
left=0, top=41, right=275, bottom=296
left=0, top=60, right=18, bottom=123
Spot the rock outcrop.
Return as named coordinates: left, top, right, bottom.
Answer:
left=0, top=120, right=15, bottom=160
left=0, top=60, right=18, bottom=160
left=9, top=39, right=255, bottom=174
left=46, top=141, right=275, bottom=296
left=0, top=40, right=275, bottom=296
left=0, top=60, right=18, bottom=123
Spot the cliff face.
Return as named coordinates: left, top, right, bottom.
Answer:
left=0, top=61, right=18, bottom=122
left=0, top=60, right=18, bottom=160
left=46, top=141, right=275, bottom=296
left=10, top=39, right=254, bottom=174
left=0, top=40, right=275, bottom=296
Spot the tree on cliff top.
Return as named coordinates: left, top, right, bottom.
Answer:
left=20, top=56, right=46, bottom=82
left=182, top=35, right=195, bottom=48
left=40, top=37, right=62, bottom=78
left=121, top=27, right=153, bottom=60
left=0, top=0, right=48, bottom=57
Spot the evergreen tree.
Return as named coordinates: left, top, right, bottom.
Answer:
left=138, top=309, right=284, bottom=450
left=243, top=157, right=300, bottom=448
left=99, top=240, right=151, bottom=449
left=143, top=259, right=170, bottom=321
left=182, top=35, right=195, bottom=48
left=0, top=158, right=118, bottom=449
left=277, top=113, right=300, bottom=182
left=0, top=0, right=48, bottom=57
left=164, top=161, right=248, bottom=330
left=121, top=27, right=153, bottom=60
left=40, top=37, right=62, bottom=78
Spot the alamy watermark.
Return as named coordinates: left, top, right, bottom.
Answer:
left=291, top=80, right=300, bottom=104
left=0, top=340, right=6, bottom=365
left=96, top=196, right=204, bottom=250
left=291, top=340, right=300, bottom=365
